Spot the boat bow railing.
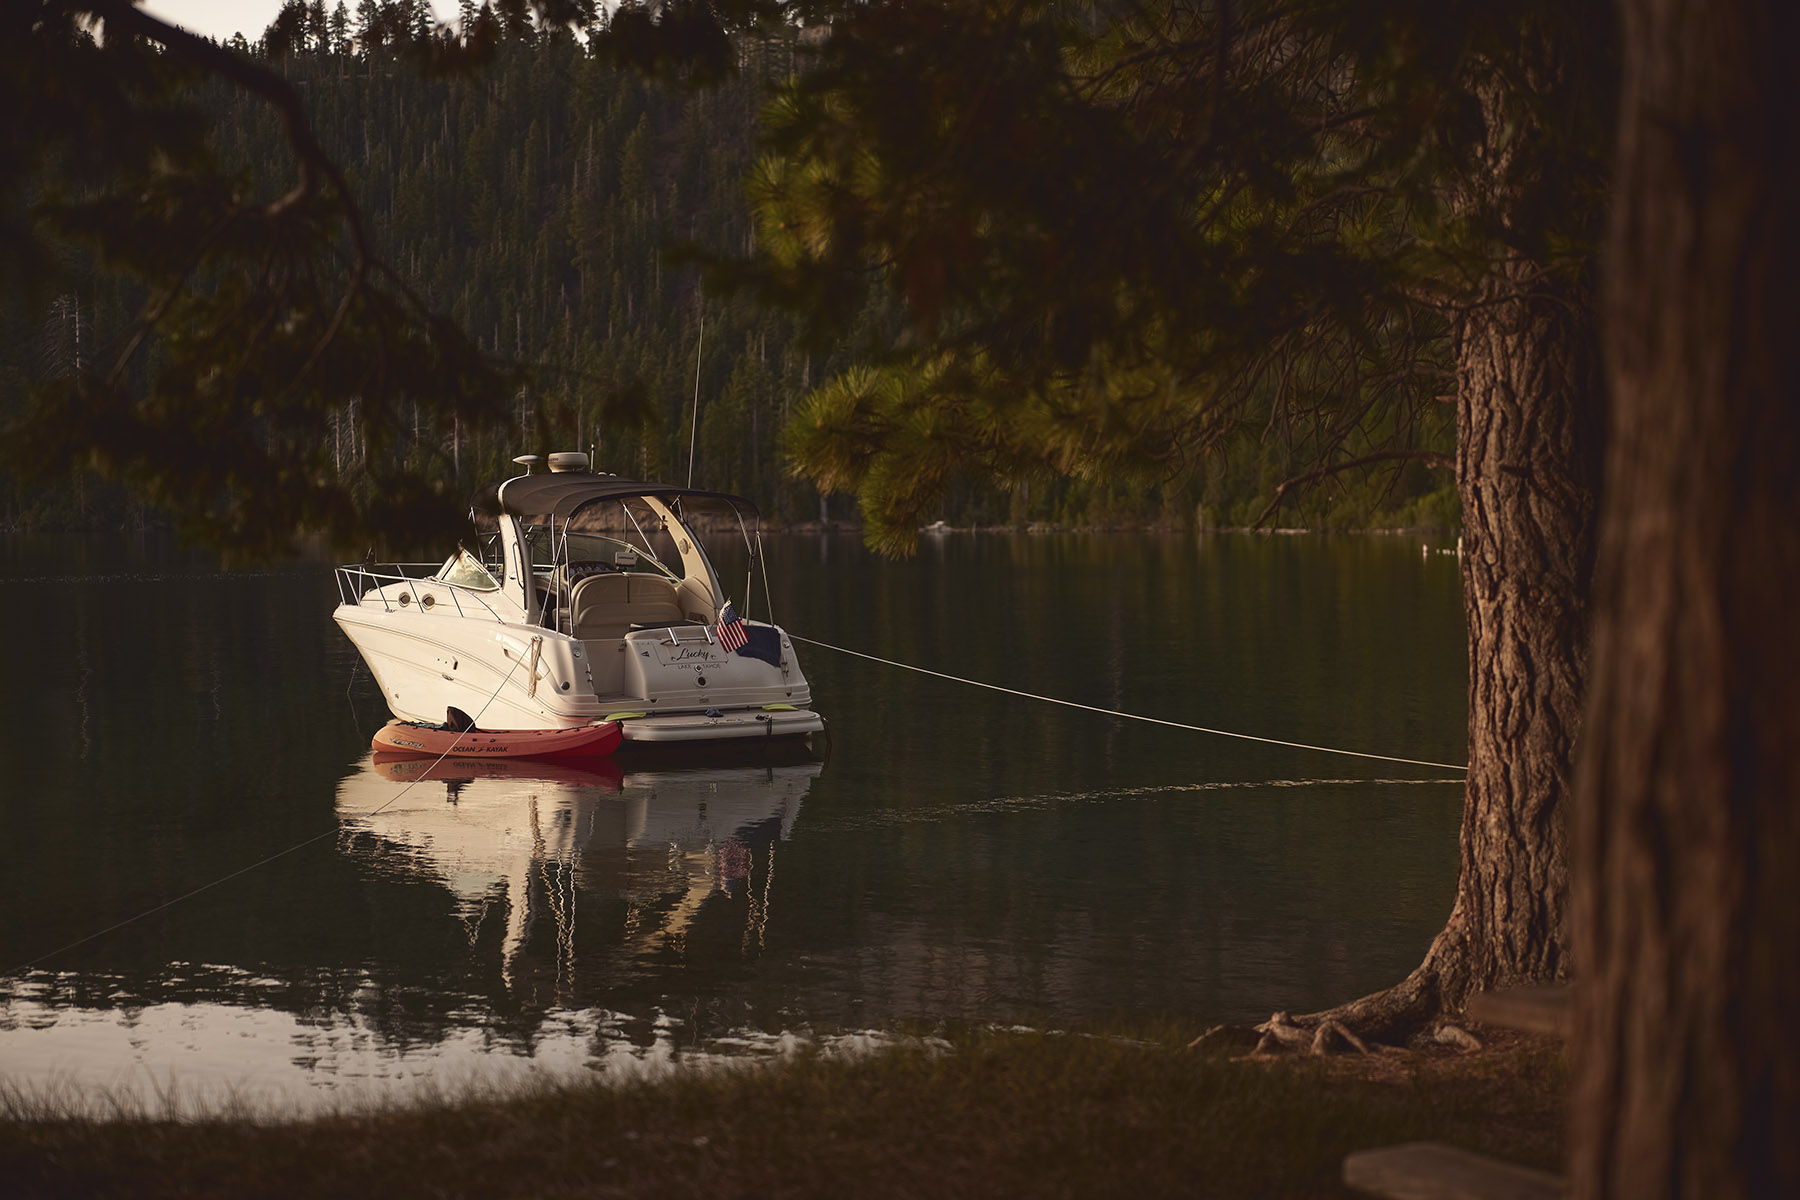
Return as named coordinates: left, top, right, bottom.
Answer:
left=334, top=563, right=508, bottom=623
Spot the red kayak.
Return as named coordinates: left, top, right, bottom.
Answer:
left=371, top=718, right=622, bottom=760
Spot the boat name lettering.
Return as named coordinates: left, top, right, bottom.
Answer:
left=671, top=647, right=717, bottom=662
left=392, top=738, right=426, bottom=749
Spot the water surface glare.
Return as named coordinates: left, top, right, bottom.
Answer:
left=0, top=531, right=1466, bottom=1114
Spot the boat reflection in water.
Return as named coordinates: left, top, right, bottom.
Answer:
left=366, top=751, right=628, bottom=788
left=336, top=749, right=820, bottom=1005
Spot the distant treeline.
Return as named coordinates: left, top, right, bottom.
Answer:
left=0, top=9, right=1457, bottom=536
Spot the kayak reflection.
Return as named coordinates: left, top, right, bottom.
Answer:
left=368, top=751, right=626, bottom=789
left=335, top=752, right=821, bottom=1000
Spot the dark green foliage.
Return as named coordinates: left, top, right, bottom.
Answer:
left=2, top=0, right=509, bottom=555
left=1, top=0, right=1518, bottom=550
left=722, top=0, right=1613, bottom=552
left=1, top=3, right=839, bottom=544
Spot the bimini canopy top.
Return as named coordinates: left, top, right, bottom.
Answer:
left=472, top=474, right=758, bottom=525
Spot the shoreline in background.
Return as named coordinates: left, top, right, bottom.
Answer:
left=0, top=518, right=1468, bottom=551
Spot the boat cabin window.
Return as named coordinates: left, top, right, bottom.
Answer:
left=521, top=527, right=680, bottom=584
left=476, top=530, right=506, bottom=584
left=433, top=548, right=500, bottom=592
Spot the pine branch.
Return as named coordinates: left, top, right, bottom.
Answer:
left=1254, top=449, right=1454, bottom=528
left=78, top=0, right=373, bottom=258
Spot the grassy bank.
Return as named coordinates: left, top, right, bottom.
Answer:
left=0, top=1028, right=1565, bottom=1199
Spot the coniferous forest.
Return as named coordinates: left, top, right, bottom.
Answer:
left=0, top=6, right=1457, bottom=537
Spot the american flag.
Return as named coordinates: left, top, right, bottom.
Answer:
left=716, top=602, right=749, bottom=653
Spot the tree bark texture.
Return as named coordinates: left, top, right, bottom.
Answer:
left=1573, top=0, right=1800, bottom=1195
left=1305, top=75, right=1605, bottom=1043
left=1446, top=264, right=1600, bottom=983
left=1319, top=275, right=1600, bottom=1040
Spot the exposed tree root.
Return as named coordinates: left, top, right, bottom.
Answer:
left=1190, top=962, right=1444, bottom=1055
left=1247, top=1011, right=1310, bottom=1054
left=1432, top=1023, right=1483, bottom=1051
left=1246, top=1012, right=1374, bottom=1056
left=1188, top=930, right=1536, bottom=1056
left=1314, top=1019, right=1373, bottom=1055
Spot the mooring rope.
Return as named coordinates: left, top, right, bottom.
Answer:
left=7, top=630, right=1460, bottom=976
left=5, top=655, right=527, bottom=976
left=785, top=634, right=1468, bottom=774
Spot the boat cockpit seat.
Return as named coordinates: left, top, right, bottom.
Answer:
left=569, top=572, right=688, bottom=640
left=540, top=561, right=611, bottom=626
left=674, top=577, right=719, bottom=625
left=568, top=572, right=630, bottom=638
left=556, top=560, right=618, bottom=590
left=626, top=576, right=687, bottom=627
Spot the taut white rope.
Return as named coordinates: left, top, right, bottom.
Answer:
left=786, top=634, right=1468, bottom=774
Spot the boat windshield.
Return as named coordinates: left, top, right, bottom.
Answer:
left=433, top=547, right=500, bottom=591
left=522, top=527, right=680, bottom=583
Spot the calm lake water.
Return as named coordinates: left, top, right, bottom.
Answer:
left=0, top=531, right=1466, bottom=1114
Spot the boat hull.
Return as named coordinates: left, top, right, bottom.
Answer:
left=337, top=603, right=823, bottom=748
left=336, top=606, right=603, bottom=729
left=372, top=719, right=623, bottom=760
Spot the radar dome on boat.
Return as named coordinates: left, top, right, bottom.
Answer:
left=547, top=451, right=590, bottom=473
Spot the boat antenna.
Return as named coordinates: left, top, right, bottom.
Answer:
left=757, top=522, right=776, bottom=629
left=688, top=297, right=703, bottom=488
left=730, top=499, right=758, bottom=622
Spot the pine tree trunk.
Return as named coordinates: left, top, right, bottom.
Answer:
left=1312, top=272, right=1601, bottom=1040
left=1443, top=267, right=1600, bottom=986
left=1572, top=0, right=1800, bottom=1194
left=1294, top=36, right=1607, bottom=1035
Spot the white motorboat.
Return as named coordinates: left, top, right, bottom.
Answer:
left=333, top=454, right=825, bottom=747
